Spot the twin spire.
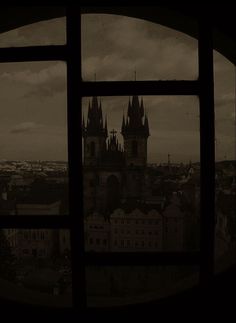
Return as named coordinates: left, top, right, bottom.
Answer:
left=83, top=95, right=150, bottom=139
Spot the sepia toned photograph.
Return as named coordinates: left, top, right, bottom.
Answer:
left=0, top=4, right=235, bottom=321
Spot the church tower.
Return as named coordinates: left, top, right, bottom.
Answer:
left=83, top=96, right=108, bottom=166
left=121, top=96, right=150, bottom=167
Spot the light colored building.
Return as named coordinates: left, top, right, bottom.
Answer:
left=4, top=229, right=59, bottom=259
left=16, top=230, right=59, bottom=258
left=4, top=229, right=18, bottom=255
left=110, top=208, right=163, bottom=252
left=84, top=195, right=185, bottom=252
left=84, top=213, right=110, bottom=252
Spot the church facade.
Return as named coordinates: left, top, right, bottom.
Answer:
left=82, top=95, right=150, bottom=218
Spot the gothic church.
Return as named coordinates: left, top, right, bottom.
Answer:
left=83, top=96, right=150, bottom=217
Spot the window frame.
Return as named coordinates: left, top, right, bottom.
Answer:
left=0, top=5, right=216, bottom=314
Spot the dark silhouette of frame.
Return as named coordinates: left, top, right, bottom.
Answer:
left=0, top=4, right=218, bottom=320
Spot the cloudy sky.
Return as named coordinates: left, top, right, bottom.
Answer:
left=0, top=14, right=234, bottom=162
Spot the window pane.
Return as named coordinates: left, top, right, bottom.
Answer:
left=83, top=96, right=200, bottom=252
left=0, top=17, right=66, bottom=47
left=82, top=14, right=198, bottom=81
left=0, top=61, right=68, bottom=215
left=0, top=229, right=72, bottom=306
left=214, top=51, right=236, bottom=272
left=86, top=266, right=199, bottom=307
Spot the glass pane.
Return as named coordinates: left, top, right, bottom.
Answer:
left=0, top=229, right=72, bottom=306
left=83, top=96, right=200, bottom=252
left=82, top=14, right=198, bottom=81
left=86, top=266, right=199, bottom=307
left=0, top=61, right=68, bottom=215
left=214, top=51, right=236, bottom=273
left=0, top=17, right=66, bottom=47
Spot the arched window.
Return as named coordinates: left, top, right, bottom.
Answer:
left=0, top=4, right=235, bottom=321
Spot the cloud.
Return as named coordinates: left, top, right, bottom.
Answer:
left=82, top=14, right=198, bottom=81
left=0, top=17, right=66, bottom=47
left=10, top=122, right=43, bottom=134
left=1, top=62, right=65, bottom=85
left=0, top=62, right=66, bottom=98
left=215, top=93, right=235, bottom=108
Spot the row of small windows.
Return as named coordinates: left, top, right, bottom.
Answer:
left=87, top=220, right=180, bottom=226
left=88, top=238, right=159, bottom=248
left=89, top=225, right=104, bottom=229
left=114, top=229, right=159, bottom=235
left=89, top=238, right=107, bottom=246
left=113, top=219, right=160, bottom=225
left=22, top=231, right=48, bottom=241
left=22, top=249, right=47, bottom=256
left=88, top=221, right=180, bottom=230
left=114, top=240, right=159, bottom=248
left=4, top=230, right=49, bottom=241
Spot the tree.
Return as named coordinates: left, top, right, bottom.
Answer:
left=0, top=229, right=16, bottom=282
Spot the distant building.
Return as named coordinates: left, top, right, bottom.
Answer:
left=110, top=208, right=163, bottom=252
left=4, top=229, right=60, bottom=259
left=84, top=213, right=110, bottom=252
left=84, top=195, right=185, bottom=252
left=16, top=201, right=61, bottom=216
left=163, top=195, right=184, bottom=251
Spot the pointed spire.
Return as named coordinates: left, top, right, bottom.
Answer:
left=127, top=98, right=132, bottom=119
left=121, top=113, right=126, bottom=134
left=140, top=97, right=144, bottom=117
left=98, top=98, right=103, bottom=128
left=87, top=101, right=91, bottom=119
left=85, top=97, right=107, bottom=137
left=82, top=113, right=85, bottom=128
left=144, top=114, right=150, bottom=136
left=82, top=113, right=86, bottom=137
left=132, top=95, right=139, bottom=109
left=127, top=97, right=132, bottom=118
left=91, top=96, right=99, bottom=110
left=105, top=115, right=108, bottom=137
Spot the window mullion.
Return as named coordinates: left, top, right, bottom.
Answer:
left=85, top=251, right=201, bottom=266
left=0, top=216, right=71, bottom=229
left=67, top=7, right=86, bottom=310
left=198, top=16, right=215, bottom=287
left=81, top=80, right=200, bottom=97
left=0, top=45, right=66, bottom=63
